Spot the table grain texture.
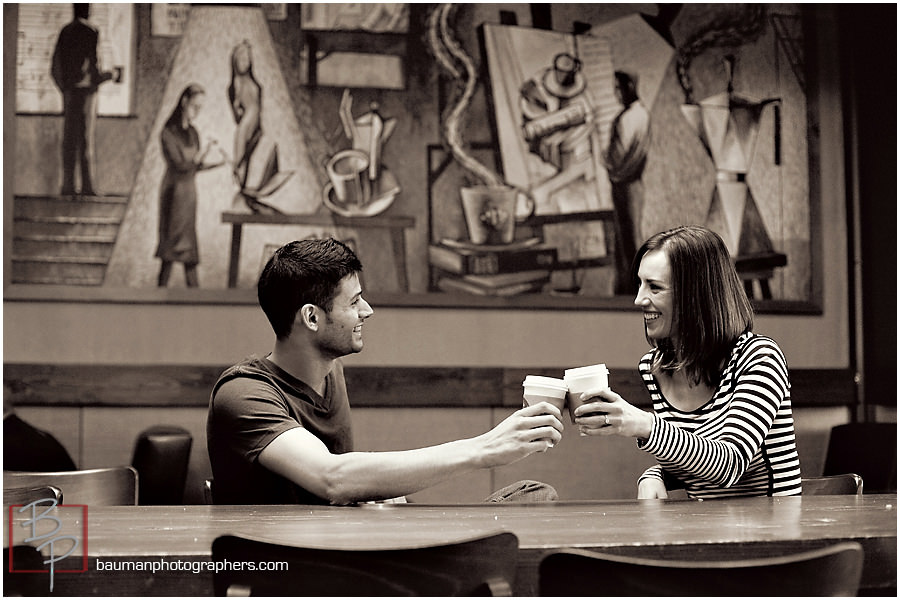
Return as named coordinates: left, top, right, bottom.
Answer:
left=6, top=494, right=896, bottom=596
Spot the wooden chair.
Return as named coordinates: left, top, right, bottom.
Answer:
left=211, top=531, right=519, bottom=596
left=538, top=542, right=864, bottom=597
left=3, top=485, right=63, bottom=507
left=802, top=473, right=864, bottom=495
left=3, top=466, right=138, bottom=505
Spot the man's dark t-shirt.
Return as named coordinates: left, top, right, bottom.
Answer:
left=207, top=356, right=353, bottom=504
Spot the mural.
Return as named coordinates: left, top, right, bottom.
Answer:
left=7, top=4, right=816, bottom=311
left=428, top=4, right=808, bottom=303
left=324, top=90, right=401, bottom=218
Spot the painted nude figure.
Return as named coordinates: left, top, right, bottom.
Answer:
left=228, top=39, right=286, bottom=214
left=229, top=40, right=261, bottom=191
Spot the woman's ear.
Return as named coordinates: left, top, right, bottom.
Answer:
left=298, top=304, right=319, bottom=331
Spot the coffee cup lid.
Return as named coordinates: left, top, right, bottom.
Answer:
left=523, top=375, right=568, bottom=389
left=564, top=363, right=609, bottom=378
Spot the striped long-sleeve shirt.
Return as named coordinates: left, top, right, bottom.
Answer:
left=637, top=332, right=802, bottom=498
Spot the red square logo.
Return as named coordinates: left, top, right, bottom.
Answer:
left=8, top=503, right=88, bottom=573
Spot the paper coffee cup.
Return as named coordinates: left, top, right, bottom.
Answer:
left=522, top=375, right=568, bottom=413
left=522, top=375, right=568, bottom=448
left=564, top=363, right=609, bottom=425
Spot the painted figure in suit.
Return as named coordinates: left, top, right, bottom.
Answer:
left=605, top=71, right=651, bottom=296
left=51, top=3, right=114, bottom=196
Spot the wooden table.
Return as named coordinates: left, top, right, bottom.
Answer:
left=221, top=211, right=415, bottom=290
left=6, top=495, right=896, bottom=596
left=734, top=252, right=789, bottom=300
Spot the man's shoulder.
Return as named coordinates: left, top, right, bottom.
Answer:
left=223, top=354, right=268, bottom=371
left=209, top=359, right=294, bottom=424
left=60, top=19, right=99, bottom=38
left=213, top=356, right=276, bottom=392
left=73, top=18, right=100, bottom=33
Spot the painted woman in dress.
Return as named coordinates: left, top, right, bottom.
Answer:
left=156, top=84, right=224, bottom=287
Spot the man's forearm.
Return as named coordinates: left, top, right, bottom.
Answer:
left=318, top=437, right=484, bottom=504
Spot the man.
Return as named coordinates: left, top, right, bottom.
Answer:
left=604, top=70, right=651, bottom=296
left=207, top=238, right=563, bottom=504
left=51, top=3, right=114, bottom=196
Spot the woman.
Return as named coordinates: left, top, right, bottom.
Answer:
left=574, top=225, right=801, bottom=498
left=156, top=84, right=224, bottom=287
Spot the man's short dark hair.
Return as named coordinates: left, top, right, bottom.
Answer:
left=258, top=238, right=363, bottom=340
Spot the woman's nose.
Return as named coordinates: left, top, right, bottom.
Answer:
left=634, top=287, right=648, bottom=307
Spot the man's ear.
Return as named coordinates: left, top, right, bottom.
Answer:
left=298, top=304, right=319, bottom=331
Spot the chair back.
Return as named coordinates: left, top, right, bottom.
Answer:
left=4, top=466, right=138, bottom=505
left=802, top=473, right=863, bottom=495
left=212, top=530, right=519, bottom=596
left=824, top=422, right=896, bottom=493
left=131, top=425, right=193, bottom=505
left=3, top=485, right=63, bottom=507
left=4, top=544, right=47, bottom=596
left=538, top=542, right=864, bottom=597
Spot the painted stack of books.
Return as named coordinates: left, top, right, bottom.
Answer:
left=429, top=238, right=557, bottom=296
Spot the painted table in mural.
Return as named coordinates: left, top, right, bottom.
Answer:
left=221, top=211, right=415, bottom=290
left=735, top=252, right=789, bottom=300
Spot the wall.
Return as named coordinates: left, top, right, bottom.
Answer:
left=3, top=6, right=866, bottom=502
left=4, top=4, right=850, bottom=369
left=12, top=401, right=849, bottom=504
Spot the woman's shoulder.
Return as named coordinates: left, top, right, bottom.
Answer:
left=161, top=120, right=194, bottom=139
left=638, top=347, right=657, bottom=372
left=732, top=332, right=788, bottom=366
left=736, top=331, right=783, bottom=351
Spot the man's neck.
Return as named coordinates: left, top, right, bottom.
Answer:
left=268, top=340, right=333, bottom=396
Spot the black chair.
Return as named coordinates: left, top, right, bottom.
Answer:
left=802, top=473, right=863, bottom=495
left=131, top=425, right=192, bottom=504
left=823, top=422, right=896, bottom=493
left=538, top=542, right=864, bottom=596
left=4, top=466, right=137, bottom=505
left=4, top=544, right=48, bottom=596
left=211, top=531, right=519, bottom=596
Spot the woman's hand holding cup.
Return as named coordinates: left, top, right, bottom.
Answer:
left=573, top=387, right=654, bottom=440
left=563, top=363, right=609, bottom=433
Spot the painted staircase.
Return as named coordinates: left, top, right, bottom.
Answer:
left=12, top=194, right=127, bottom=285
